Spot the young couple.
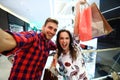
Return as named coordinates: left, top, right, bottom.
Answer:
left=0, top=17, right=88, bottom=80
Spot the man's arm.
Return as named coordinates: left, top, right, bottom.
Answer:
left=0, top=28, right=17, bottom=53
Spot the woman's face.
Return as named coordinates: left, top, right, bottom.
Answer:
left=59, top=32, right=70, bottom=53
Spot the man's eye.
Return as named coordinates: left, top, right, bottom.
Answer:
left=48, top=26, right=52, bottom=29
left=54, top=29, right=57, bottom=32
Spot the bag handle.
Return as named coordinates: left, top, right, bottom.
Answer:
left=79, top=0, right=86, bottom=4
left=75, top=0, right=90, bottom=12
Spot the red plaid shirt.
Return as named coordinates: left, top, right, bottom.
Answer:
left=5, top=31, right=56, bottom=80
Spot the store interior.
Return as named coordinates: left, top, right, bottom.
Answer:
left=0, top=0, right=120, bottom=80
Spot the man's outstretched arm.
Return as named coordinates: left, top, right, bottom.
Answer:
left=0, top=28, right=16, bottom=53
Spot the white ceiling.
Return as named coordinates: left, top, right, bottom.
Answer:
left=0, top=0, right=100, bottom=27
left=0, top=0, right=51, bottom=25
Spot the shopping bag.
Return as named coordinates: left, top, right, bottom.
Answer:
left=91, top=3, right=113, bottom=38
left=43, top=68, right=58, bottom=80
left=79, top=5, right=92, bottom=41
left=74, top=2, right=113, bottom=41
left=74, top=2, right=93, bottom=41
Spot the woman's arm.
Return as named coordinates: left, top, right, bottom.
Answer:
left=0, top=28, right=16, bottom=52
left=49, top=52, right=59, bottom=76
left=50, top=53, right=58, bottom=68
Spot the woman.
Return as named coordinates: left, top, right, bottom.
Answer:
left=51, top=29, right=88, bottom=80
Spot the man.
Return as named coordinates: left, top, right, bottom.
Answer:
left=0, top=17, right=59, bottom=80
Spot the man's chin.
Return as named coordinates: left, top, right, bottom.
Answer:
left=46, top=37, right=52, bottom=40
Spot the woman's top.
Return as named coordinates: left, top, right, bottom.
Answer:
left=58, top=51, right=88, bottom=80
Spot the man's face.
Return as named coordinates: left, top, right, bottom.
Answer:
left=42, top=22, right=58, bottom=40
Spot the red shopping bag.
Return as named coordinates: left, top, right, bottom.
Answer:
left=78, top=6, right=92, bottom=41
left=74, top=2, right=92, bottom=41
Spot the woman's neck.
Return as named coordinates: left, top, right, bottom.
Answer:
left=63, top=49, right=69, bottom=55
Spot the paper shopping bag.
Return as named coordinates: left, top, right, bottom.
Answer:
left=73, top=2, right=113, bottom=41
left=91, top=3, right=113, bottom=38
left=78, top=5, right=92, bottom=41
left=43, top=68, right=58, bottom=80
left=74, top=2, right=92, bottom=41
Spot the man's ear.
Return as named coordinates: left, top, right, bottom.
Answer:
left=41, top=26, right=44, bottom=32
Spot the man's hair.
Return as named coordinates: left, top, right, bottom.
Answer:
left=44, top=18, right=59, bottom=26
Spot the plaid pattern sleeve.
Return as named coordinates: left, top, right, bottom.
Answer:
left=1, top=31, right=34, bottom=55
left=4, top=31, right=36, bottom=55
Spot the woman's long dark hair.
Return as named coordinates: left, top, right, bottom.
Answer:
left=56, top=29, right=77, bottom=60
